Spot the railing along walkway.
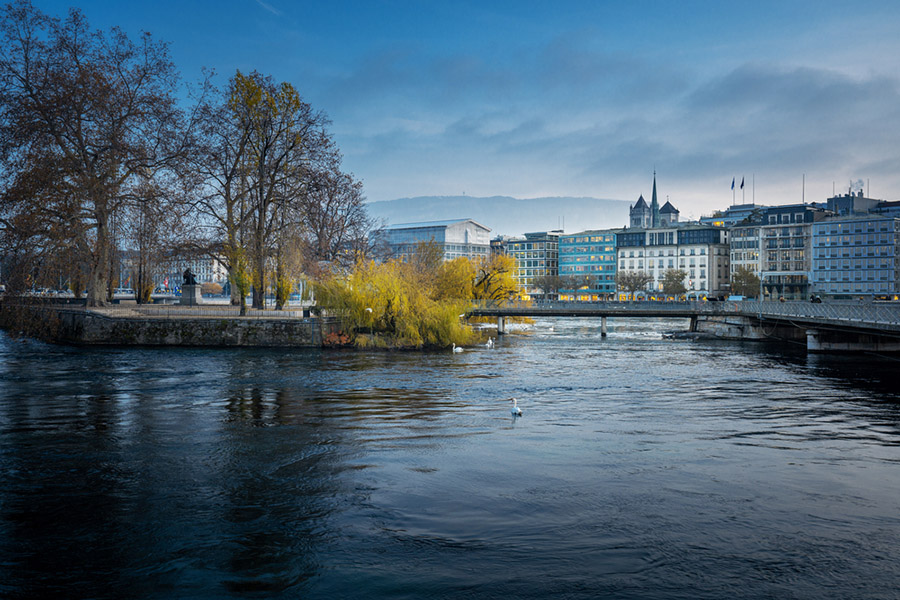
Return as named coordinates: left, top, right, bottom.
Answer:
left=83, top=304, right=311, bottom=320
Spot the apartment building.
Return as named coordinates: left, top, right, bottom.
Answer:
left=616, top=225, right=729, bottom=298
left=758, top=204, right=830, bottom=300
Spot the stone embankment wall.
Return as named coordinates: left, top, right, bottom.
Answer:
left=39, top=308, right=342, bottom=347
left=693, top=315, right=806, bottom=342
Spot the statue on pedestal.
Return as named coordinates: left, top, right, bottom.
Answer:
left=179, top=268, right=202, bottom=306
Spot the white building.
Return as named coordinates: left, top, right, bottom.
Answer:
left=119, top=251, right=228, bottom=291
left=729, top=224, right=762, bottom=280
left=158, top=254, right=228, bottom=290
left=378, top=219, right=491, bottom=262
left=617, top=225, right=730, bottom=298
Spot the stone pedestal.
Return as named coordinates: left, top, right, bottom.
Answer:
left=179, top=284, right=202, bottom=306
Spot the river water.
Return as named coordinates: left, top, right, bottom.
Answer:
left=1, top=318, right=899, bottom=599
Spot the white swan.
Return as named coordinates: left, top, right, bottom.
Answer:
left=452, top=343, right=463, bottom=353
left=484, top=337, right=494, bottom=348
left=510, top=397, right=522, bottom=416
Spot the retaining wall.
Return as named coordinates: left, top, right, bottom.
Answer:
left=693, top=315, right=806, bottom=342
left=44, top=309, right=342, bottom=347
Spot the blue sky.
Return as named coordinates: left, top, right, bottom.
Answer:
left=33, top=0, right=900, bottom=217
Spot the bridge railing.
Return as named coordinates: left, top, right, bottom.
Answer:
left=724, top=300, right=900, bottom=325
left=467, top=299, right=900, bottom=326
left=468, top=299, right=708, bottom=312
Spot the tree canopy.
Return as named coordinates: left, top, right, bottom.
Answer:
left=615, top=271, right=653, bottom=300
left=315, top=250, right=518, bottom=348
left=660, top=268, right=688, bottom=297
left=731, top=266, right=760, bottom=297
left=0, top=2, right=377, bottom=307
left=0, top=0, right=190, bottom=305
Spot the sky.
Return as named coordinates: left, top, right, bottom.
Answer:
left=31, top=0, right=900, bottom=217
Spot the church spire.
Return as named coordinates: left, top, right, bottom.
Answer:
left=650, top=170, right=660, bottom=228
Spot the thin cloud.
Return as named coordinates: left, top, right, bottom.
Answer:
left=254, top=0, right=282, bottom=16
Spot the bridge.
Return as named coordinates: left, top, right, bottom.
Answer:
left=467, top=300, right=900, bottom=352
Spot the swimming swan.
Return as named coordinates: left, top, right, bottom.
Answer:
left=510, top=397, right=523, bottom=416
left=452, top=343, right=463, bottom=353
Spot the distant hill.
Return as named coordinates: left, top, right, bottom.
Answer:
left=366, top=195, right=631, bottom=237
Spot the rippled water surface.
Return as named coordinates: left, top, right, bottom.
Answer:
left=1, top=318, right=899, bottom=599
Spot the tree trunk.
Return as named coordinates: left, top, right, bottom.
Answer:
left=252, top=219, right=266, bottom=310
left=86, top=215, right=111, bottom=307
left=229, top=265, right=241, bottom=306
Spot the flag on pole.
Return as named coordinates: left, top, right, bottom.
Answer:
left=740, top=177, right=744, bottom=189
left=731, top=177, right=735, bottom=190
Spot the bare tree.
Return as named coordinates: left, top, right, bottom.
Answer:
left=119, top=176, right=192, bottom=303
left=0, top=1, right=191, bottom=305
left=731, top=266, right=760, bottom=297
left=301, top=153, right=375, bottom=269
left=615, top=271, right=653, bottom=300
left=533, top=273, right=592, bottom=299
left=227, top=70, right=331, bottom=309
left=189, top=74, right=253, bottom=306
left=660, top=268, right=688, bottom=297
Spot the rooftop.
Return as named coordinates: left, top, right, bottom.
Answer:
left=382, top=218, right=490, bottom=231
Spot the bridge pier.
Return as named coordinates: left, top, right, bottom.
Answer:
left=601, top=316, right=607, bottom=337
left=497, top=316, right=506, bottom=335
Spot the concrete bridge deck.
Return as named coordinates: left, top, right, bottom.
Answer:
left=468, top=300, right=900, bottom=336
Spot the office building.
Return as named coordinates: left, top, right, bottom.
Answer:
left=811, top=214, right=900, bottom=297
left=507, top=231, right=561, bottom=294
left=558, top=229, right=620, bottom=300
left=378, top=219, right=491, bottom=262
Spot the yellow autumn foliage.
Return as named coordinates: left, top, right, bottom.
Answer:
left=315, top=258, right=477, bottom=349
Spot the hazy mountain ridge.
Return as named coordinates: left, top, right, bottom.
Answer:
left=366, top=195, right=632, bottom=236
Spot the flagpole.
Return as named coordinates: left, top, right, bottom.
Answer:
left=752, top=174, right=755, bottom=205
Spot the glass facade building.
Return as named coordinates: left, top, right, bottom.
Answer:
left=558, top=229, right=620, bottom=300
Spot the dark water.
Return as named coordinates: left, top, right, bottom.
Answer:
left=1, top=318, right=899, bottom=599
